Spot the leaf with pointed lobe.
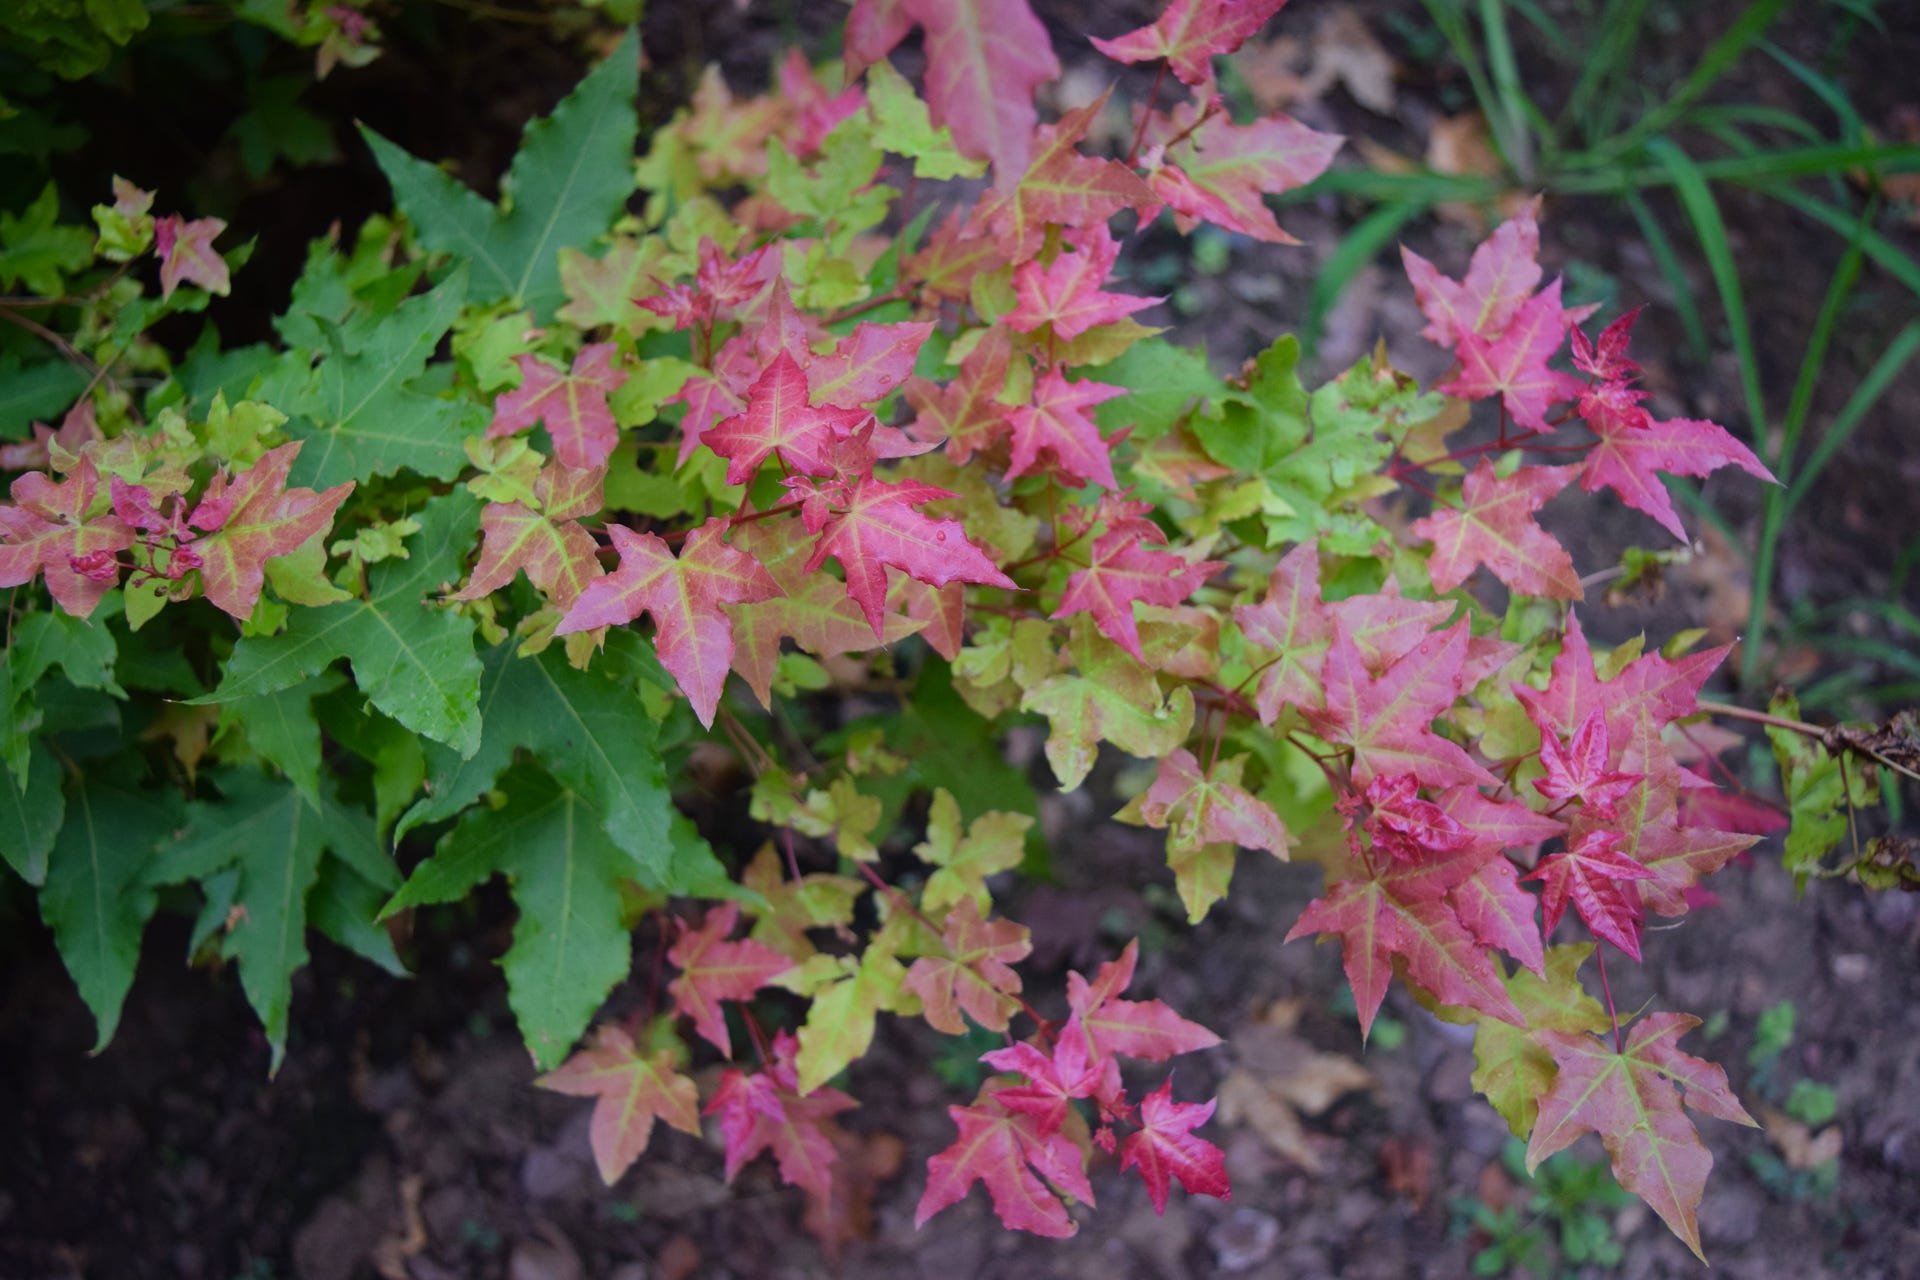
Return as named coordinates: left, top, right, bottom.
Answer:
left=1450, top=853, right=1544, bottom=978
left=1119, top=1079, right=1232, bottom=1213
left=915, top=788, right=1033, bottom=914
left=1092, top=0, right=1286, bottom=84
left=1021, top=620, right=1196, bottom=790
left=1005, top=367, right=1125, bottom=489
left=1532, top=706, right=1641, bottom=816
left=155, top=214, right=230, bottom=299
left=1147, top=105, right=1342, bottom=245
left=1441, top=279, right=1585, bottom=433
left=1309, top=620, right=1497, bottom=791
left=794, top=941, right=911, bottom=1095
left=0, top=453, right=135, bottom=617
left=453, top=473, right=605, bottom=610
left=703, top=352, right=871, bottom=484
left=1524, top=829, right=1652, bottom=959
left=1410, top=461, right=1581, bottom=599
left=1118, top=748, right=1288, bottom=862
left=556, top=235, right=677, bottom=336
left=1470, top=943, right=1611, bottom=1136
left=980, top=1025, right=1114, bottom=1132
left=1232, top=540, right=1332, bottom=722
left=906, top=328, right=1019, bottom=465
left=905, top=0, right=1061, bottom=188
left=537, top=1022, right=702, bottom=1185
left=906, top=210, right=1009, bottom=302
left=667, top=901, right=796, bottom=1057
left=1402, top=200, right=1544, bottom=348
left=192, top=442, right=354, bottom=621
left=556, top=519, right=780, bottom=727
left=977, top=95, right=1156, bottom=260
left=803, top=474, right=1014, bottom=639
left=1592, top=779, right=1756, bottom=918
left=1005, top=224, right=1164, bottom=342
left=1579, top=408, right=1777, bottom=542
left=1066, top=938, right=1221, bottom=1065
left=916, top=1089, right=1095, bottom=1237
left=808, top=320, right=935, bottom=408
left=1052, top=531, right=1220, bottom=661
left=488, top=344, right=627, bottom=471
left=865, top=59, right=988, bottom=179
left=1527, top=1013, right=1756, bottom=1260
left=707, top=1029, right=857, bottom=1199
left=903, top=898, right=1032, bottom=1035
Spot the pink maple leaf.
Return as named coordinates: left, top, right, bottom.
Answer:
left=665, top=902, right=796, bottom=1057
left=489, top=344, right=628, bottom=471
left=1579, top=409, right=1776, bottom=542
left=806, top=320, right=934, bottom=408
left=916, top=1090, right=1095, bottom=1237
left=1066, top=939, right=1220, bottom=1065
left=706, top=1029, right=856, bottom=1199
left=192, top=442, right=355, bottom=620
left=703, top=352, right=871, bottom=484
left=1410, top=461, right=1581, bottom=599
left=1402, top=198, right=1542, bottom=348
left=1441, top=278, right=1585, bottom=433
left=1533, top=707, right=1642, bottom=818
left=1005, top=224, right=1163, bottom=341
left=1092, top=0, right=1286, bottom=85
left=155, top=214, right=230, bottom=299
left=1118, top=1078, right=1231, bottom=1213
left=0, top=454, right=136, bottom=617
left=1005, top=366, right=1124, bottom=489
left=1147, top=106, right=1343, bottom=245
left=556, top=519, right=781, bottom=727
left=1308, top=619, right=1499, bottom=790
left=1525, top=829, right=1654, bottom=959
left=1052, top=530, right=1220, bottom=660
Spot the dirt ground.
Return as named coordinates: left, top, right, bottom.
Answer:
left=3, top=1, right=1919, bottom=1277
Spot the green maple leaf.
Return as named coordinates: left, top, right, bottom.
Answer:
left=362, top=29, right=640, bottom=322
left=0, top=740, right=62, bottom=885
left=383, top=762, right=654, bottom=1070
left=914, top=788, right=1031, bottom=914
left=791, top=941, right=911, bottom=1096
left=37, top=776, right=173, bottom=1050
left=145, top=770, right=390, bottom=1071
left=257, top=267, right=484, bottom=489
left=1021, top=619, right=1196, bottom=791
left=1766, top=692, right=1878, bottom=888
left=206, top=491, right=485, bottom=758
left=217, top=671, right=343, bottom=813
left=394, top=633, right=693, bottom=884
left=1, top=603, right=123, bottom=785
left=1470, top=943, right=1612, bottom=1137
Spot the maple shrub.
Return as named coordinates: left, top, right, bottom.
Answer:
left=9, top=0, right=1896, bottom=1261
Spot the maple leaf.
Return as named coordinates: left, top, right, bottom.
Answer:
left=0, top=453, right=135, bottom=617
left=1005, top=367, right=1125, bottom=489
left=916, top=1089, right=1096, bottom=1237
left=1579, top=408, right=1776, bottom=542
left=1468, top=943, right=1611, bottom=1135
left=906, top=328, right=1019, bottom=464
left=1528, top=1013, right=1756, bottom=1260
left=707, top=1029, right=857, bottom=1199
left=1148, top=107, right=1342, bottom=245
left=193, top=442, right=355, bottom=621
left=902, top=898, right=1032, bottom=1034
left=704, top=352, right=870, bottom=484
left=724, top=517, right=926, bottom=708
left=155, top=214, right=230, bottom=299
left=1402, top=201, right=1544, bottom=348
left=1441, top=278, right=1585, bottom=433
left=977, top=96, right=1156, bottom=260
left=666, top=901, right=796, bottom=1057
left=556, top=519, right=780, bottom=727
left=488, top=344, right=628, bottom=471
left=454, top=462, right=604, bottom=609
left=1118, top=748, right=1288, bottom=860
left=536, top=1021, right=702, bottom=1184
left=802, top=474, right=1014, bottom=638
left=1591, top=778, right=1757, bottom=918
left=1092, top=0, right=1286, bottom=84
left=1410, top=462, right=1581, bottom=599
left=914, top=788, right=1032, bottom=914
left=1066, top=938, right=1221, bottom=1064
left=1005, top=224, right=1164, bottom=341
left=1308, top=619, right=1498, bottom=790
left=1052, top=530, right=1220, bottom=660
left=1350, top=773, right=1471, bottom=864
left=1532, top=706, right=1641, bottom=817
left=1118, top=1079, right=1232, bottom=1213
left=1233, top=540, right=1333, bottom=721
left=1525, top=828, right=1654, bottom=959
left=807, top=320, right=935, bottom=408
left=1021, top=619, right=1196, bottom=790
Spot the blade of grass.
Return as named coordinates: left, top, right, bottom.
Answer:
left=1758, top=185, right=1920, bottom=300
left=1478, top=0, right=1536, bottom=179
left=1590, top=0, right=1788, bottom=163
left=1420, top=0, right=1504, bottom=144
left=1784, top=320, right=1920, bottom=515
left=1304, top=201, right=1427, bottom=360
left=1623, top=187, right=1710, bottom=358
left=1563, top=0, right=1652, bottom=144
left=1764, top=43, right=1864, bottom=143
left=1555, top=140, right=1920, bottom=187
left=1284, top=167, right=1505, bottom=205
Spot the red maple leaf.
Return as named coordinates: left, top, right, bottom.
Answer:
left=1005, top=224, right=1163, bottom=341
left=535, top=1023, right=703, bottom=1184
left=881, top=0, right=1061, bottom=187
left=1532, top=706, right=1642, bottom=818
left=1233, top=540, right=1333, bottom=721
left=1579, top=408, right=1776, bottom=542
left=1349, top=772, right=1472, bottom=864
left=916, top=1089, right=1096, bottom=1237
left=706, top=1029, right=857, bottom=1199
left=979, top=1023, right=1118, bottom=1129
left=703, top=352, right=871, bottom=484
left=489, top=343, right=628, bottom=471
left=1588, top=779, right=1758, bottom=919
left=1117, top=1079, right=1231, bottom=1213
left=1125, top=747, right=1289, bottom=857
left=1441, top=278, right=1585, bottom=433
left=192, top=442, right=355, bottom=620
left=806, top=320, right=935, bottom=408
left=976, top=96, right=1157, bottom=260
left=0, top=454, right=136, bottom=617
left=1528, top=1013, right=1755, bottom=1260
left=1005, top=366, right=1125, bottom=489
left=777, top=48, right=867, bottom=156
left=1052, top=531, right=1220, bottom=660
left=155, top=214, right=230, bottom=299
left=1146, top=105, right=1342, bottom=245
left=556, top=519, right=781, bottom=727
left=801, top=474, right=1014, bottom=639
left=1092, top=0, right=1286, bottom=85
left=1410, top=462, right=1581, bottom=599
left=905, top=328, right=1018, bottom=464
left=665, top=901, right=796, bottom=1057
left=454, top=463, right=603, bottom=610
left=1524, top=828, right=1654, bottom=959
left=1571, top=305, right=1645, bottom=382
left=902, top=898, right=1033, bottom=1035
left=1065, top=939, right=1221, bottom=1064
left=1308, top=619, right=1498, bottom=790
left=1402, top=199, right=1542, bottom=347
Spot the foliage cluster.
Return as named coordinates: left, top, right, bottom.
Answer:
left=0, top=0, right=1907, bottom=1260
